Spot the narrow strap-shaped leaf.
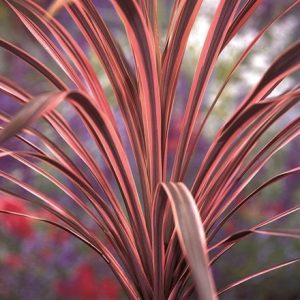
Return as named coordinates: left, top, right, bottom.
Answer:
left=172, top=0, right=240, bottom=181
left=53, top=0, right=150, bottom=233
left=192, top=100, right=275, bottom=200
left=72, top=0, right=143, bottom=134
left=206, top=118, right=300, bottom=235
left=145, top=0, right=160, bottom=64
left=15, top=0, right=114, bottom=121
left=0, top=111, right=100, bottom=189
left=0, top=123, right=147, bottom=291
left=221, top=0, right=262, bottom=48
left=0, top=90, right=152, bottom=282
left=210, top=205, right=300, bottom=267
left=4, top=0, right=85, bottom=91
left=0, top=149, right=111, bottom=232
left=47, top=0, right=141, bottom=113
left=65, top=1, right=151, bottom=232
left=223, top=40, right=300, bottom=134
left=111, top=0, right=162, bottom=193
left=152, top=182, right=217, bottom=300
left=47, top=0, right=72, bottom=16
left=192, top=90, right=300, bottom=201
left=211, top=205, right=300, bottom=251
left=0, top=39, right=67, bottom=90
left=209, top=208, right=300, bottom=296
left=166, top=102, right=298, bottom=294
left=0, top=113, right=132, bottom=248
left=178, top=0, right=299, bottom=179
left=218, top=258, right=300, bottom=295
left=161, top=0, right=203, bottom=176
left=0, top=172, right=121, bottom=281
left=191, top=41, right=300, bottom=202
left=0, top=206, right=139, bottom=299
left=0, top=148, right=129, bottom=244
left=63, top=1, right=141, bottom=138
left=0, top=148, right=151, bottom=296
left=0, top=91, right=64, bottom=143
left=240, top=117, right=300, bottom=181
left=208, top=166, right=300, bottom=242
left=173, top=229, right=300, bottom=298
left=201, top=95, right=299, bottom=223
left=0, top=80, right=129, bottom=241
left=0, top=207, right=108, bottom=259
left=0, top=115, right=135, bottom=244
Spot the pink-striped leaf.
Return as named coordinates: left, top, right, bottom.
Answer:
left=152, top=182, right=217, bottom=300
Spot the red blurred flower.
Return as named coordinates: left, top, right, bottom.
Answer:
left=49, top=227, right=70, bottom=243
left=223, top=221, right=237, bottom=235
left=3, top=254, right=24, bottom=270
left=98, top=278, right=120, bottom=300
left=0, top=196, right=33, bottom=238
left=56, top=264, right=120, bottom=300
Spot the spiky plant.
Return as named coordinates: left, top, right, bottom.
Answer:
left=0, top=0, right=300, bottom=299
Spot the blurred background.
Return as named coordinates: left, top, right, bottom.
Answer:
left=0, top=0, right=300, bottom=299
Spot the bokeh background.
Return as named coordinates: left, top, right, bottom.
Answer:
left=0, top=0, right=300, bottom=299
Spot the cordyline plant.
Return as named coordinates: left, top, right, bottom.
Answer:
left=0, top=0, right=299, bottom=299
